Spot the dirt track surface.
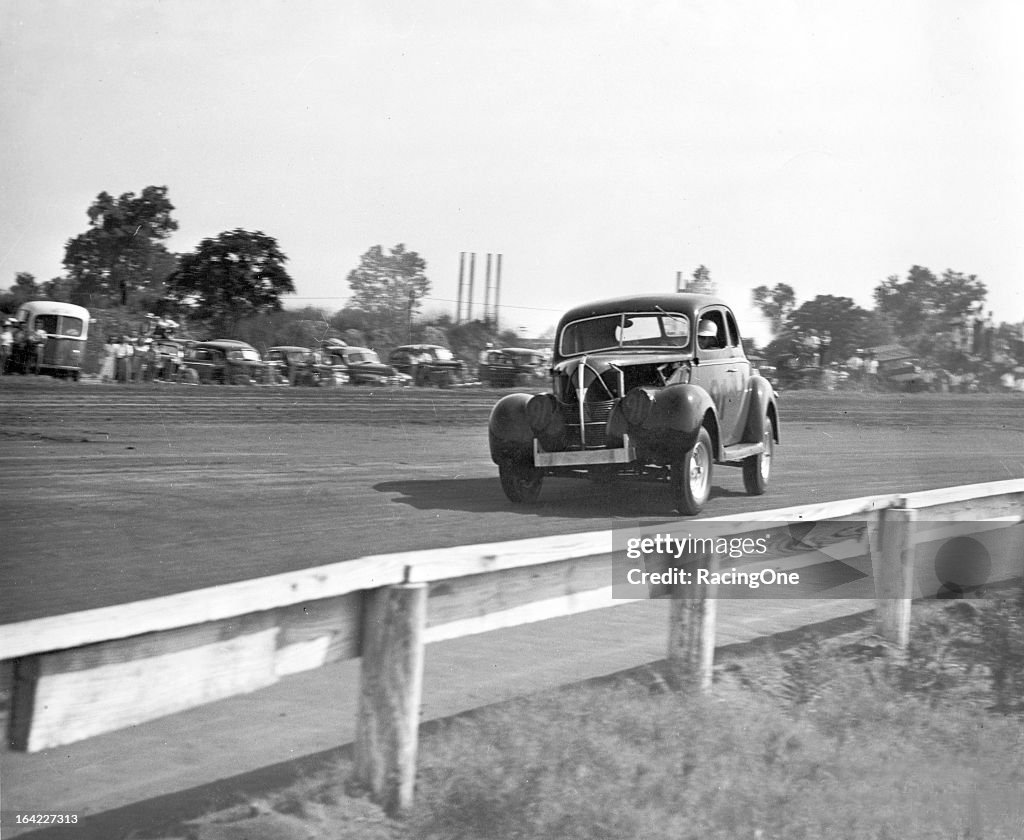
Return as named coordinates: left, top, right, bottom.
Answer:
left=2, top=379, right=1023, bottom=623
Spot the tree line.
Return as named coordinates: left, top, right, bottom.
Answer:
left=751, top=265, right=1011, bottom=376
left=0, top=185, right=514, bottom=357
left=2, top=184, right=1011, bottom=374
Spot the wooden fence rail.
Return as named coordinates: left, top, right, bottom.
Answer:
left=1, top=478, right=1022, bottom=814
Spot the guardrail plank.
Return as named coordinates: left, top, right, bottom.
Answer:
left=425, top=555, right=612, bottom=628
left=9, top=614, right=280, bottom=752
left=0, top=555, right=406, bottom=661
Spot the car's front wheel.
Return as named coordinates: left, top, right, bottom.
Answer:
left=742, top=423, right=773, bottom=495
left=498, top=462, right=544, bottom=504
left=671, top=426, right=713, bottom=515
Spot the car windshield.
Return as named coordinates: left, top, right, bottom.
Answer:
left=228, top=348, right=261, bottom=362
left=558, top=312, right=691, bottom=356
left=432, top=347, right=454, bottom=361
left=346, top=350, right=380, bottom=364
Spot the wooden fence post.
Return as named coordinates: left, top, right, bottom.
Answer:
left=666, top=551, right=719, bottom=692
left=869, top=506, right=917, bottom=648
left=353, top=582, right=427, bottom=817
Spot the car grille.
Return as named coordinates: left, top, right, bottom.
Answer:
left=559, top=399, right=616, bottom=449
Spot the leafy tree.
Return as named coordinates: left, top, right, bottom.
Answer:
left=873, top=266, right=986, bottom=356
left=165, top=229, right=296, bottom=335
left=62, top=186, right=179, bottom=306
left=0, top=272, right=42, bottom=314
left=345, top=244, right=430, bottom=334
left=787, top=295, right=872, bottom=364
left=751, top=283, right=796, bottom=336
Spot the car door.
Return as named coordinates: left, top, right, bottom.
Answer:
left=689, top=307, right=747, bottom=447
left=721, top=308, right=751, bottom=444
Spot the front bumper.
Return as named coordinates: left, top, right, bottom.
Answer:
left=533, top=434, right=636, bottom=468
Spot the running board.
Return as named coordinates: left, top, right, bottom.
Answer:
left=720, top=441, right=765, bottom=463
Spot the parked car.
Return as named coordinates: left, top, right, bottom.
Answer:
left=388, top=344, right=466, bottom=388
left=180, top=339, right=270, bottom=385
left=320, top=344, right=411, bottom=386
left=478, top=347, right=548, bottom=387
left=266, top=346, right=345, bottom=386
left=488, top=293, right=779, bottom=515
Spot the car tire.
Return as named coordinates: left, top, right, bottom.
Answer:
left=499, top=462, right=544, bottom=504
left=742, top=423, right=773, bottom=496
left=671, top=426, right=713, bottom=516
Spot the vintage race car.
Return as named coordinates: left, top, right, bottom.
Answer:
left=321, top=344, right=411, bottom=386
left=388, top=344, right=466, bottom=388
left=180, top=339, right=270, bottom=385
left=267, top=346, right=345, bottom=386
left=488, top=293, right=779, bottom=515
left=478, top=347, right=548, bottom=387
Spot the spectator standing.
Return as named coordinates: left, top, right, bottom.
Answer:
left=865, top=353, right=879, bottom=379
left=846, top=351, right=864, bottom=381
left=129, top=333, right=145, bottom=382
left=115, top=335, right=133, bottom=383
left=0, top=320, right=14, bottom=375
left=31, top=324, right=48, bottom=374
left=99, top=336, right=117, bottom=383
left=137, top=338, right=157, bottom=382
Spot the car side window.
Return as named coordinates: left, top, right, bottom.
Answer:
left=697, top=310, right=728, bottom=352
left=724, top=310, right=741, bottom=349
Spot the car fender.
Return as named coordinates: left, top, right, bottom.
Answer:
left=488, top=392, right=535, bottom=464
left=630, top=384, right=721, bottom=460
left=743, top=375, right=780, bottom=443
left=646, top=383, right=717, bottom=437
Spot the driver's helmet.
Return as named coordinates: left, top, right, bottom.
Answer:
left=698, top=319, right=718, bottom=338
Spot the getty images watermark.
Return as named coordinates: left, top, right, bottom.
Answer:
left=610, top=520, right=1024, bottom=600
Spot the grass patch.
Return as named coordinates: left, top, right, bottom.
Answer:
left=173, top=594, right=1024, bottom=840
left=411, top=594, right=1024, bottom=840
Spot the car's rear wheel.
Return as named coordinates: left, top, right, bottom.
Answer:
left=742, top=423, right=773, bottom=495
left=671, top=426, right=713, bottom=515
left=499, top=462, right=544, bottom=504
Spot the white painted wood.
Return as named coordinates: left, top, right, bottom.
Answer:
left=18, top=627, right=279, bottom=752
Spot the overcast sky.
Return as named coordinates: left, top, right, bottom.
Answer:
left=2, top=0, right=1022, bottom=343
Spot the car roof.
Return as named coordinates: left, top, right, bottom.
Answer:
left=556, top=293, right=726, bottom=327
left=391, top=344, right=447, bottom=352
left=193, top=339, right=260, bottom=351
left=268, top=345, right=311, bottom=352
left=493, top=347, right=544, bottom=356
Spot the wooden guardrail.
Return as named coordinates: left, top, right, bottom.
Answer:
left=1, top=478, right=1022, bottom=815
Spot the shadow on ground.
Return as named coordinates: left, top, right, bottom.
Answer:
left=375, top=476, right=749, bottom=519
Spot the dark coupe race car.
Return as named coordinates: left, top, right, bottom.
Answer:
left=487, top=293, right=779, bottom=515
left=180, top=339, right=271, bottom=385
left=478, top=347, right=548, bottom=387
left=388, top=344, right=466, bottom=388
left=320, top=344, right=411, bottom=387
left=267, top=346, right=344, bottom=386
